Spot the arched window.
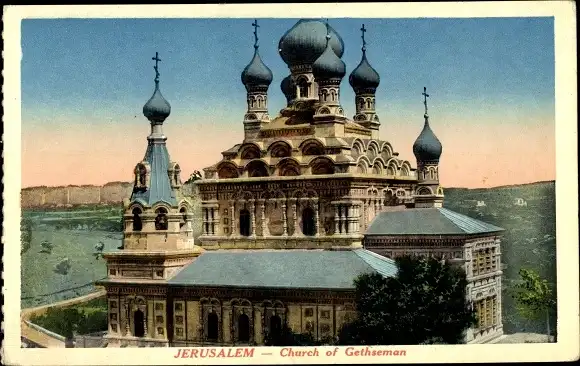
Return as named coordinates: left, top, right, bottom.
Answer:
left=302, top=207, right=316, bottom=236
left=270, top=315, right=282, bottom=337
left=367, top=99, right=372, bottom=108
left=173, top=164, right=181, bottom=185
left=134, top=309, right=145, bottom=337
left=132, top=208, right=142, bottom=231
left=430, top=169, right=435, bottom=180
left=238, top=314, right=250, bottom=343
left=155, top=208, right=168, bottom=230
left=298, top=78, right=308, bottom=98
left=218, top=164, right=239, bottom=179
left=359, top=98, right=365, bottom=110
left=179, top=207, right=187, bottom=229
left=331, top=90, right=337, bottom=101
left=239, top=209, right=251, bottom=237
left=302, top=141, right=324, bottom=156
left=247, top=161, right=269, bottom=177
left=207, top=312, right=219, bottom=342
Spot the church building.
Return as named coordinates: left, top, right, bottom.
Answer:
left=97, top=19, right=504, bottom=347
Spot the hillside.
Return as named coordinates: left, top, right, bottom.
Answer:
left=20, top=180, right=556, bottom=336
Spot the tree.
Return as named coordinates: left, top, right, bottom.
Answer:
left=184, top=170, right=203, bottom=184
left=338, top=255, right=476, bottom=345
left=21, top=216, right=33, bottom=254
left=512, top=268, right=556, bottom=342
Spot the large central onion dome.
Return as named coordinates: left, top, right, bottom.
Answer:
left=279, top=19, right=344, bottom=67
left=349, top=52, right=380, bottom=90
left=143, top=81, right=171, bottom=124
left=413, top=120, right=442, bottom=163
left=241, top=50, right=273, bottom=88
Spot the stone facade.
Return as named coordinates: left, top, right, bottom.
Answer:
left=103, top=285, right=357, bottom=347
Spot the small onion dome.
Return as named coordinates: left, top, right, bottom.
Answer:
left=279, top=19, right=344, bottom=67
left=413, top=119, right=442, bottom=163
left=143, top=81, right=171, bottom=123
left=349, top=52, right=380, bottom=90
left=281, top=75, right=296, bottom=100
left=241, top=50, right=273, bottom=87
left=312, top=37, right=346, bottom=80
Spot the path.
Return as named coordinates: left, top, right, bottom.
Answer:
left=20, top=289, right=107, bottom=348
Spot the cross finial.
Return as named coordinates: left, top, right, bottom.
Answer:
left=152, top=52, right=161, bottom=83
left=422, top=87, right=430, bottom=115
left=325, top=18, right=331, bottom=42
left=361, top=24, right=367, bottom=53
left=252, top=19, right=260, bottom=50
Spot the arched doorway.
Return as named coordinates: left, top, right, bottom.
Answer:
left=302, top=207, right=316, bottom=236
left=239, top=209, right=251, bottom=237
left=270, top=315, right=282, bottom=337
left=207, top=312, right=219, bottom=341
left=238, top=314, right=250, bottom=343
left=133, top=309, right=145, bottom=337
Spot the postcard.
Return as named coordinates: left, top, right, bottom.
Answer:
left=2, top=2, right=579, bottom=365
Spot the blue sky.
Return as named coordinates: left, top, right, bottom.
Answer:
left=20, top=17, right=556, bottom=188
left=22, top=17, right=554, bottom=123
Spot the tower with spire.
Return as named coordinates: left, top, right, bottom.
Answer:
left=241, top=20, right=274, bottom=140
left=412, top=87, right=444, bottom=208
left=349, top=24, right=381, bottom=138
left=106, top=53, right=200, bottom=285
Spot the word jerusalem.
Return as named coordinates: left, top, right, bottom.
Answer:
left=173, top=348, right=254, bottom=358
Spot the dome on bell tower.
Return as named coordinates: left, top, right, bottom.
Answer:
left=278, top=19, right=344, bottom=67
left=312, top=34, right=346, bottom=80
left=349, top=53, right=380, bottom=90
left=413, top=87, right=442, bottom=163
left=241, top=51, right=273, bottom=87
left=143, top=52, right=171, bottom=124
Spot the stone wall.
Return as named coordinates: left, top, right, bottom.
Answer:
left=21, top=182, right=198, bottom=208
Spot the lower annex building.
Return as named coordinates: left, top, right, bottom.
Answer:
left=97, top=19, right=504, bottom=346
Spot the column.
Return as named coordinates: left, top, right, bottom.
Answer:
left=213, top=207, right=220, bottom=236
left=314, top=200, right=320, bottom=237
left=250, top=199, right=256, bottom=237
left=124, top=302, right=130, bottom=336
left=210, top=208, right=215, bottom=235
left=143, top=307, right=148, bottom=337
left=290, top=198, right=298, bottom=237
left=343, top=205, right=349, bottom=234
left=254, top=307, right=263, bottom=345
left=202, top=207, right=208, bottom=235
left=334, top=203, right=340, bottom=235
left=260, top=199, right=269, bottom=237
left=229, top=201, right=235, bottom=236
left=282, top=200, right=288, bottom=236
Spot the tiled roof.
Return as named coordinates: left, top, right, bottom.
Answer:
left=365, top=207, right=504, bottom=236
left=130, top=143, right=177, bottom=206
left=168, top=249, right=397, bottom=290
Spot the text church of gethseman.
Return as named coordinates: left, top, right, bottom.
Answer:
left=97, top=19, right=504, bottom=346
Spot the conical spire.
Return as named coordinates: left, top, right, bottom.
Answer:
left=241, top=19, right=273, bottom=88
left=413, top=87, right=442, bottom=163
left=143, top=52, right=171, bottom=124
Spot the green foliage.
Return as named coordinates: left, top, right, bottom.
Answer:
left=184, top=170, right=203, bottom=184
left=338, top=255, right=476, bottom=345
left=30, top=300, right=108, bottom=338
left=21, top=216, right=33, bottom=254
left=512, top=268, right=556, bottom=340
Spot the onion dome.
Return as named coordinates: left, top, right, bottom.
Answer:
left=312, top=42, right=346, bottom=79
left=413, top=120, right=442, bottom=163
left=281, top=75, right=296, bottom=101
left=241, top=50, right=273, bottom=87
left=279, top=19, right=344, bottom=67
left=349, top=52, right=380, bottom=89
left=413, top=88, right=442, bottom=163
left=143, top=81, right=171, bottom=124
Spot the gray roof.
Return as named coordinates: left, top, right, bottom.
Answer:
left=366, top=207, right=504, bottom=236
left=168, top=249, right=397, bottom=290
left=130, top=143, right=177, bottom=206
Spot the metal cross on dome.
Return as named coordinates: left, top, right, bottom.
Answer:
left=252, top=19, right=259, bottom=49
left=361, top=24, right=367, bottom=51
left=422, top=87, right=430, bottom=115
left=152, top=52, right=161, bottom=82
